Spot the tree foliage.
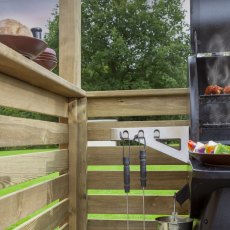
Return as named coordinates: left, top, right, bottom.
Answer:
left=45, top=0, right=190, bottom=90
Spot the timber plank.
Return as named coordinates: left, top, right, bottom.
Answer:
left=0, top=174, right=69, bottom=229
left=16, top=199, right=69, bottom=230
left=88, top=220, right=157, bottom=230
left=0, top=43, right=85, bottom=97
left=88, top=146, right=187, bottom=165
left=88, top=120, right=189, bottom=141
left=87, top=91, right=189, bottom=118
left=88, top=171, right=188, bottom=190
left=0, top=150, right=68, bottom=189
left=0, top=115, right=68, bottom=147
left=88, top=195, right=189, bottom=215
left=0, top=73, right=68, bottom=117
left=59, top=0, right=81, bottom=86
left=68, top=98, right=88, bottom=230
left=86, top=88, right=189, bottom=98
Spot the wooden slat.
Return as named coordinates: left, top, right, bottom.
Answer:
left=88, top=146, right=186, bottom=165
left=16, top=199, right=69, bottom=230
left=0, top=150, right=68, bottom=189
left=88, top=195, right=189, bottom=215
left=87, top=88, right=189, bottom=98
left=0, top=43, right=85, bottom=97
left=0, top=174, right=69, bottom=229
left=88, top=220, right=157, bottom=230
left=0, top=115, right=68, bottom=147
left=0, top=73, right=68, bottom=117
left=59, top=0, right=81, bottom=87
left=88, top=171, right=188, bottom=190
left=88, top=120, right=189, bottom=141
left=87, top=89, right=189, bottom=118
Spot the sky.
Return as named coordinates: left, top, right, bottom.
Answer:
left=0, top=0, right=58, bottom=36
left=0, top=0, right=190, bottom=36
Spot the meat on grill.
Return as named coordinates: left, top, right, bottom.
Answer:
left=223, top=86, right=230, bottom=94
left=205, top=85, right=223, bottom=95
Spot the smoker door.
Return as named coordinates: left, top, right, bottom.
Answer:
left=191, top=0, right=230, bottom=54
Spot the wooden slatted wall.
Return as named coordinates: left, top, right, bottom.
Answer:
left=0, top=72, right=70, bottom=229
left=87, top=89, right=190, bottom=230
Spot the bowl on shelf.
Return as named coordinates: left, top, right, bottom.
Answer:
left=0, top=34, right=47, bottom=59
left=34, top=58, right=57, bottom=71
left=33, top=47, right=58, bottom=71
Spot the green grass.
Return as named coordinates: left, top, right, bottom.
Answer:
left=6, top=200, right=59, bottom=230
left=88, top=165, right=190, bottom=171
left=0, top=148, right=56, bottom=157
left=0, top=172, right=59, bottom=197
left=88, top=189, right=177, bottom=196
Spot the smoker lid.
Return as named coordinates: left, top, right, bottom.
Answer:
left=191, top=0, right=230, bottom=54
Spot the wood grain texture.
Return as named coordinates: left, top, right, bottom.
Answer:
left=0, top=73, right=68, bottom=117
left=87, top=90, right=189, bottom=118
left=88, top=195, right=189, bottom=215
left=88, top=146, right=186, bottom=165
left=88, top=120, right=189, bottom=141
left=76, top=98, right=88, bottom=230
left=88, top=220, right=157, bottom=230
left=87, top=88, right=189, bottom=98
left=0, top=150, right=68, bottom=189
left=59, top=223, right=69, bottom=230
left=68, top=98, right=88, bottom=230
left=0, top=115, right=68, bottom=147
left=0, top=174, right=69, bottom=229
left=68, top=100, right=78, bottom=229
left=88, top=171, right=189, bottom=190
left=59, top=0, right=81, bottom=86
left=16, top=199, right=69, bottom=230
left=0, top=43, right=85, bottom=97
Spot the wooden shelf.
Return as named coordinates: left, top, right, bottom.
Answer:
left=0, top=43, right=85, bottom=98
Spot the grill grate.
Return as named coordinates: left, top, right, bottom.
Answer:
left=200, top=94, right=230, bottom=104
left=202, top=123, right=230, bottom=128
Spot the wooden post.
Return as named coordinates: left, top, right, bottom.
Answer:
left=59, top=0, right=86, bottom=229
left=68, top=98, right=88, bottom=230
left=59, top=0, right=81, bottom=87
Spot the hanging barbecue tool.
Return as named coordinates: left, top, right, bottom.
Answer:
left=134, top=130, right=147, bottom=230
left=120, top=130, right=131, bottom=230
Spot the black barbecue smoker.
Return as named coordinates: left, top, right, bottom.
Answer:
left=188, top=0, right=230, bottom=229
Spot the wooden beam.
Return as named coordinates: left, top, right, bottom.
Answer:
left=87, top=88, right=189, bottom=98
left=0, top=115, right=68, bottom=147
left=88, top=146, right=186, bottom=165
left=88, top=171, right=188, bottom=190
left=88, top=220, right=157, bottom=230
left=59, top=0, right=81, bottom=86
left=88, top=120, right=189, bottom=141
left=0, top=73, right=68, bottom=117
left=88, top=195, right=189, bottom=215
left=87, top=91, right=189, bottom=118
left=68, top=98, right=88, bottom=230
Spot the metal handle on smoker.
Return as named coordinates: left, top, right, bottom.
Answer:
left=123, top=157, right=130, bottom=193
left=140, top=150, right=147, bottom=188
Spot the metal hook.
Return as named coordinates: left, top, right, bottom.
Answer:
left=134, top=130, right=146, bottom=150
